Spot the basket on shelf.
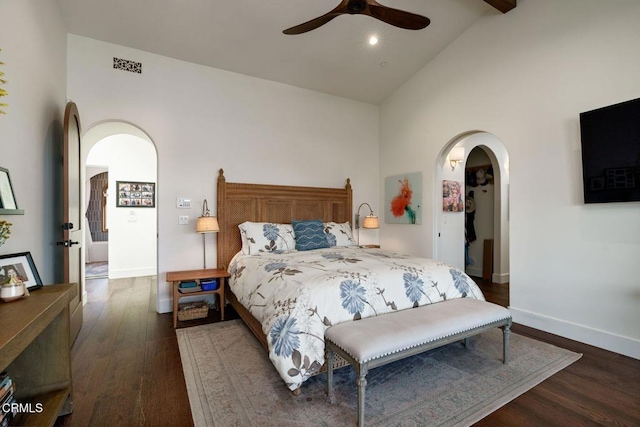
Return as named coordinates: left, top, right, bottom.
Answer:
left=177, top=300, right=209, bottom=321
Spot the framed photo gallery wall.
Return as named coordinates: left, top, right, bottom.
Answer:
left=116, top=181, right=155, bottom=207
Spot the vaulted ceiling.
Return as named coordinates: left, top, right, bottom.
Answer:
left=55, top=0, right=514, bottom=104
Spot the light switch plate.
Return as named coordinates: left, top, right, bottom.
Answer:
left=177, top=198, right=191, bottom=208
left=179, top=215, right=189, bottom=225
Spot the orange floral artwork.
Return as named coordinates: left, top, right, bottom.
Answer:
left=385, top=172, right=422, bottom=224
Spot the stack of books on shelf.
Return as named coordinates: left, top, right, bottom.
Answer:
left=0, top=372, right=16, bottom=427
left=178, top=280, right=201, bottom=293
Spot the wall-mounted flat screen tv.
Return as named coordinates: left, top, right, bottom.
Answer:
left=579, top=97, right=640, bottom=204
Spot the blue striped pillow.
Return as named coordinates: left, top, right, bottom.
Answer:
left=292, top=219, right=330, bottom=251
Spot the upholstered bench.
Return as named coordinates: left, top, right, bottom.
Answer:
left=324, top=298, right=512, bottom=427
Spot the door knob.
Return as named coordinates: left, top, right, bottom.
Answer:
left=56, top=240, right=79, bottom=247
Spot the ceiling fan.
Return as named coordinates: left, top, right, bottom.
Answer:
left=283, top=0, right=430, bottom=35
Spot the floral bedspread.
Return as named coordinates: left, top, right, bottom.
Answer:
left=228, top=247, right=484, bottom=391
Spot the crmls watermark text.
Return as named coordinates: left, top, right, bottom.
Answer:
left=2, top=402, right=44, bottom=414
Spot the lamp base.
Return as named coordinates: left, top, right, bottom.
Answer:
left=202, top=233, right=207, bottom=269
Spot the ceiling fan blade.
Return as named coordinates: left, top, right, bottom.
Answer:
left=283, top=1, right=351, bottom=35
left=283, top=13, right=343, bottom=35
left=367, top=4, right=430, bottom=30
left=283, top=0, right=429, bottom=35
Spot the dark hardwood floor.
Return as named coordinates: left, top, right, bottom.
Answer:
left=55, top=276, right=639, bottom=426
left=55, top=276, right=199, bottom=427
left=472, top=277, right=509, bottom=308
left=472, top=277, right=639, bottom=427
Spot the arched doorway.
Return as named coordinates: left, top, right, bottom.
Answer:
left=81, top=122, right=158, bottom=307
left=434, top=131, right=509, bottom=284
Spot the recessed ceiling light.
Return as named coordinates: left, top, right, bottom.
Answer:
left=369, top=36, right=379, bottom=46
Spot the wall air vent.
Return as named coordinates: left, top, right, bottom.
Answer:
left=113, top=57, right=142, bottom=74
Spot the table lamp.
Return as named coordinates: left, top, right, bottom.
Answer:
left=196, top=199, right=219, bottom=268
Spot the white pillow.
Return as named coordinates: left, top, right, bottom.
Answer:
left=324, top=222, right=357, bottom=247
left=238, top=222, right=296, bottom=255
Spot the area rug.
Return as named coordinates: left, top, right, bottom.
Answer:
left=177, top=319, right=581, bottom=427
left=85, top=262, right=108, bottom=279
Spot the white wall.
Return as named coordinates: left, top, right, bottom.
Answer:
left=380, top=0, right=640, bottom=358
left=86, top=135, right=157, bottom=278
left=0, top=1, right=67, bottom=284
left=436, top=144, right=467, bottom=268
left=67, top=35, right=380, bottom=312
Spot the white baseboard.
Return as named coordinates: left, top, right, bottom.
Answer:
left=510, top=306, right=640, bottom=360
left=87, top=242, right=108, bottom=263
left=109, top=267, right=157, bottom=279
left=492, top=272, right=509, bottom=284
left=158, top=297, right=172, bottom=314
left=465, top=268, right=509, bottom=284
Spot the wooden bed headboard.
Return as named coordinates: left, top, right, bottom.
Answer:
left=216, top=169, right=353, bottom=269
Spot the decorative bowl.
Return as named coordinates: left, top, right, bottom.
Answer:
left=1, top=282, right=25, bottom=302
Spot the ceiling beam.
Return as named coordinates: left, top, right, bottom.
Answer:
left=484, top=0, right=516, bottom=13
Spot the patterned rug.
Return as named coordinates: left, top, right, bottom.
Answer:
left=85, top=262, right=108, bottom=279
left=177, top=319, right=581, bottom=427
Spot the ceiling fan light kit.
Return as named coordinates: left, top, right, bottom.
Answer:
left=283, top=0, right=430, bottom=35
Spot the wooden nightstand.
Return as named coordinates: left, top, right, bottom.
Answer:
left=166, top=268, right=230, bottom=328
left=360, top=244, right=380, bottom=249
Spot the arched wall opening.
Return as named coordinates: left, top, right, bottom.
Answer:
left=81, top=121, right=159, bottom=305
left=434, top=131, right=510, bottom=284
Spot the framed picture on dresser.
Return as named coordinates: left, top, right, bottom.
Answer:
left=0, top=251, right=43, bottom=291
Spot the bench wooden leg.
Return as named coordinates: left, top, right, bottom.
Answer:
left=502, top=322, right=511, bottom=364
left=356, top=364, right=368, bottom=427
left=463, top=337, right=470, bottom=348
left=326, top=347, right=335, bottom=401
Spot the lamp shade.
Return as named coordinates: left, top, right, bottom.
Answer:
left=362, top=215, right=379, bottom=229
left=196, top=216, right=219, bottom=233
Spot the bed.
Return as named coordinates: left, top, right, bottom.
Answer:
left=216, top=169, right=485, bottom=391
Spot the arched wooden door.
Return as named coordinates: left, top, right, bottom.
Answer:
left=61, top=101, right=83, bottom=345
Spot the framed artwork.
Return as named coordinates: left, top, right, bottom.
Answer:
left=116, top=181, right=155, bottom=207
left=0, top=167, right=20, bottom=211
left=443, top=180, right=464, bottom=212
left=0, top=252, right=43, bottom=291
left=385, top=172, right=422, bottom=224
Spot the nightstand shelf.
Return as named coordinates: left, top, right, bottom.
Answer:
left=166, top=268, right=230, bottom=328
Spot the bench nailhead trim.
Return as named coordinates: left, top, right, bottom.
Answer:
left=329, top=316, right=512, bottom=363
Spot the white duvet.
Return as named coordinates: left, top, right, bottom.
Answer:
left=228, top=246, right=484, bottom=390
